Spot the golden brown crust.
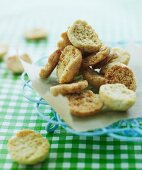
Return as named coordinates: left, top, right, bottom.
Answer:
left=100, top=61, right=121, bottom=75
left=92, top=54, right=112, bottom=69
left=104, top=63, right=136, bottom=91
left=57, top=32, right=72, bottom=50
left=100, top=48, right=131, bottom=74
left=16, top=129, right=41, bottom=137
left=82, top=45, right=110, bottom=68
left=67, top=20, right=102, bottom=52
left=56, top=45, right=82, bottom=84
left=50, top=80, right=88, bottom=96
left=67, top=90, right=103, bottom=117
left=39, top=49, right=61, bottom=79
left=83, top=67, right=106, bottom=88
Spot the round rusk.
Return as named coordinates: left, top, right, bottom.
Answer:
left=40, top=49, right=61, bottom=79
left=56, top=45, right=82, bottom=83
left=67, top=90, right=103, bottom=117
left=82, top=68, right=106, bottom=88
left=104, top=63, right=136, bottom=91
left=82, top=45, right=110, bottom=68
left=99, top=84, right=136, bottom=111
left=50, top=80, right=88, bottom=96
left=8, top=130, right=50, bottom=165
left=67, top=20, right=102, bottom=52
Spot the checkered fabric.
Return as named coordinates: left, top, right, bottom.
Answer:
left=1, top=0, right=142, bottom=169
left=0, top=69, right=142, bottom=170
left=0, top=66, right=142, bottom=170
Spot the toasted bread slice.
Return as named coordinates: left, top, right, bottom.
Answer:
left=56, top=45, right=82, bottom=83
left=40, top=49, right=61, bottom=79
left=99, top=84, right=136, bottom=111
left=92, top=54, right=112, bottom=69
left=103, top=63, right=136, bottom=91
left=50, top=80, right=88, bottom=96
left=8, top=130, right=50, bottom=165
left=67, top=90, right=103, bottom=117
left=82, top=45, right=110, bottom=68
left=83, top=68, right=106, bottom=88
left=67, top=20, right=102, bottom=52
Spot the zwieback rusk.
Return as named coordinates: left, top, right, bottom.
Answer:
left=67, top=20, right=102, bottom=52
left=56, top=45, right=82, bottom=84
left=99, top=83, right=136, bottom=111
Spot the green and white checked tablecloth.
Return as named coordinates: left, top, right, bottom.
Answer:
left=0, top=69, right=142, bottom=170
left=1, top=0, right=142, bottom=169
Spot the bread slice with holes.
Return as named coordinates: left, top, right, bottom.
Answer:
left=103, top=62, right=136, bottom=91
left=67, top=20, right=102, bottom=52
left=40, top=49, right=61, bottom=79
left=82, top=45, right=110, bottom=68
left=50, top=80, right=88, bottom=96
left=8, top=129, right=50, bottom=165
left=56, top=45, right=82, bottom=84
left=67, top=90, right=103, bottom=117
left=83, top=67, right=106, bottom=88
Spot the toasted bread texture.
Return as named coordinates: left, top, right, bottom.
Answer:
left=67, top=20, right=102, bottom=52
left=82, top=45, right=110, bottom=68
left=50, top=80, right=88, bottom=96
left=40, top=49, right=61, bottom=79
left=103, top=63, right=136, bottom=91
left=8, top=129, right=50, bottom=165
left=56, top=45, right=82, bottom=83
left=67, top=90, right=103, bottom=117
left=83, top=68, right=106, bottom=88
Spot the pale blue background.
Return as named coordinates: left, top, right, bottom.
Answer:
left=0, top=0, right=141, bottom=60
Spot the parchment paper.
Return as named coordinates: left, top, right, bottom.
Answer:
left=21, top=44, right=142, bottom=132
